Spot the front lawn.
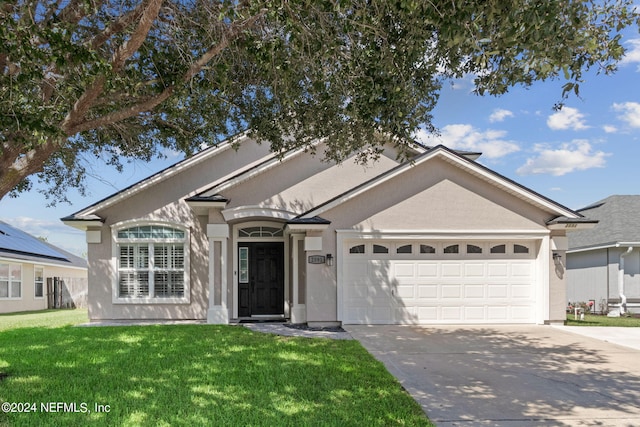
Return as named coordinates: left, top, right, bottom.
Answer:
left=0, top=309, right=88, bottom=331
left=566, top=313, right=640, bottom=327
left=0, top=312, right=431, bottom=426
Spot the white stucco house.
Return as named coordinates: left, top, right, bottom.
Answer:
left=62, top=134, right=595, bottom=326
left=567, top=195, right=640, bottom=315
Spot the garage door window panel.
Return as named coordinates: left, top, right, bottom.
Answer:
left=373, top=244, right=389, bottom=254
left=444, top=244, right=459, bottom=254
left=396, top=244, right=412, bottom=254
left=490, top=244, right=506, bottom=254
left=349, top=244, right=366, bottom=254
left=466, top=244, right=483, bottom=254
left=420, top=244, right=436, bottom=255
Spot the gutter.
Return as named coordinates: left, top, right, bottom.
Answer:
left=618, top=246, right=633, bottom=315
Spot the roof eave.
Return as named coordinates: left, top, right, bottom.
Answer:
left=61, top=217, right=105, bottom=231
left=546, top=220, right=599, bottom=231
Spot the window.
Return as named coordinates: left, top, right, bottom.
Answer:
left=115, top=224, right=188, bottom=301
left=514, top=244, right=530, bottom=254
left=238, top=226, right=283, bottom=238
left=444, top=244, right=459, bottom=254
left=239, top=247, right=249, bottom=283
left=34, top=267, right=44, bottom=298
left=490, top=244, right=506, bottom=254
left=467, top=244, right=482, bottom=254
left=397, top=244, right=412, bottom=254
left=349, top=244, right=365, bottom=254
left=373, top=244, right=389, bottom=254
left=420, top=245, right=436, bottom=254
left=0, top=263, right=21, bottom=299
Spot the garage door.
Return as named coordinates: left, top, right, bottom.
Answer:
left=342, top=241, right=537, bottom=324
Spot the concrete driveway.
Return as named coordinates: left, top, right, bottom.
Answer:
left=344, top=325, right=640, bottom=427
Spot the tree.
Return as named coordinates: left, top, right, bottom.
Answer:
left=1, top=0, right=637, bottom=203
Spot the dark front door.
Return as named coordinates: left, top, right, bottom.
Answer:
left=238, top=242, right=284, bottom=317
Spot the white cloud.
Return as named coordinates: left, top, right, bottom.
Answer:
left=489, top=108, right=514, bottom=123
left=516, top=140, right=609, bottom=176
left=603, top=125, right=618, bottom=133
left=547, top=107, right=589, bottom=131
left=612, top=102, right=640, bottom=128
left=415, top=124, right=520, bottom=159
left=620, top=38, right=640, bottom=70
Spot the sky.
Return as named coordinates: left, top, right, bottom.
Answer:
left=1, top=32, right=640, bottom=258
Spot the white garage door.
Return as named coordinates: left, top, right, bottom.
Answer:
left=342, top=241, right=537, bottom=324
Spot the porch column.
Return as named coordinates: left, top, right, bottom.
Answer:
left=207, top=224, right=229, bottom=324
left=290, top=234, right=306, bottom=323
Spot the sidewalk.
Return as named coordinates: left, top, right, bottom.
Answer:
left=551, top=325, right=640, bottom=351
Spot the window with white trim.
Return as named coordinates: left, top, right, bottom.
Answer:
left=0, top=263, right=21, bottom=299
left=34, top=266, right=44, bottom=298
left=115, top=224, right=188, bottom=300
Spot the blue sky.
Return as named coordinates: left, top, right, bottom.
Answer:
left=1, top=33, right=639, bottom=257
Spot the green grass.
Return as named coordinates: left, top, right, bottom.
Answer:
left=566, top=313, right=640, bottom=327
left=0, top=311, right=431, bottom=426
left=0, top=309, right=88, bottom=331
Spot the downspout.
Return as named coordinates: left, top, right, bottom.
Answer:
left=618, top=246, right=633, bottom=315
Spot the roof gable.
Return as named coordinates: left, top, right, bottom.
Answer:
left=298, top=145, right=582, bottom=220
left=66, top=132, right=250, bottom=219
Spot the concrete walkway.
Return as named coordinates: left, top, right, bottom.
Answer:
left=552, top=325, right=640, bottom=351
left=345, top=325, right=640, bottom=427
left=243, top=323, right=353, bottom=340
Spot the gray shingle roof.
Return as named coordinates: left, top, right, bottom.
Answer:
left=568, top=195, right=640, bottom=250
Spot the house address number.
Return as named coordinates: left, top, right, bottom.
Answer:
left=308, top=255, right=326, bottom=264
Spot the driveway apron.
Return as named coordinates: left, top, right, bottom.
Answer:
left=345, top=325, right=640, bottom=427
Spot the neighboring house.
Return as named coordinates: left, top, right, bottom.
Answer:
left=0, top=221, right=88, bottom=314
left=567, top=195, right=640, bottom=315
left=62, top=134, right=594, bottom=326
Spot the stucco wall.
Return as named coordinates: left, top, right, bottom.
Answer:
left=223, top=146, right=400, bottom=213
left=85, top=138, right=276, bottom=321
left=0, top=260, right=87, bottom=314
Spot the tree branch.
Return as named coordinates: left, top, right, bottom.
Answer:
left=62, top=0, right=163, bottom=132
left=66, top=8, right=267, bottom=135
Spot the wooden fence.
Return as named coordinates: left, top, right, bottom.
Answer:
left=46, top=277, right=88, bottom=309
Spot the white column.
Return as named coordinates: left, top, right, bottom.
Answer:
left=207, top=224, right=230, bottom=324
left=291, top=234, right=306, bottom=323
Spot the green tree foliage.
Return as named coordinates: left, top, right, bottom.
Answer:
left=0, top=0, right=637, bottom=202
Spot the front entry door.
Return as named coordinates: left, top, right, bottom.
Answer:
left=238, top=242, right=284, bottom=317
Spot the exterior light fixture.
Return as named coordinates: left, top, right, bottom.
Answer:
left=326, top=254, right=334, bottom=266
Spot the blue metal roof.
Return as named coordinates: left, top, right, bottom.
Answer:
left=0, top=221, right=69, bottom=262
